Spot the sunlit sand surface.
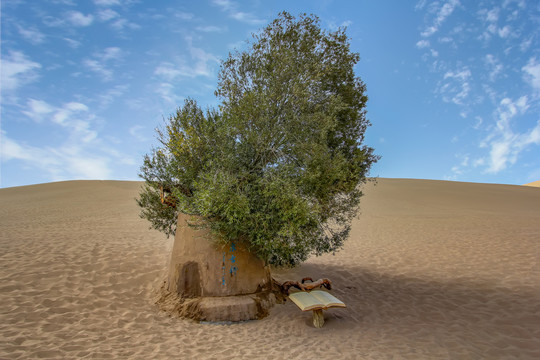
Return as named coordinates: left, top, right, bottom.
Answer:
left=1, top=179, right=539, bottom=359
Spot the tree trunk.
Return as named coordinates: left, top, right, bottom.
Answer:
left=157, top=213, right=275, bottom=322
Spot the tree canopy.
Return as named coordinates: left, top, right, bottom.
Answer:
left=137, top=12, right=378, bottom=267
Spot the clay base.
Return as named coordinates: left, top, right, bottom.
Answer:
left=156, top=284, right=275, bottom=322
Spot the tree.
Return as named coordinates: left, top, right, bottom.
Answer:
left=137, top=12, right=378, bottom=267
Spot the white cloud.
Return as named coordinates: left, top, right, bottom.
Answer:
left=128, top=125, right=148, bottom=141
left=99, top=47, right=124, bottom=61
left=110, top=18, right=140, bottom=31
left=2, top=130, right=112, bottom=180
left=3, top=98, right=133, bottom=181
left=43, top=15, right=65, bottom=27
left=473, top=158, right=485, bottom=167
left=82, top=47, right=124, bottom=81
left=522, top=58, right=540, bottom=91
left=415, top=0, right=427, bottom=10
left=94, top=0, right=121, bottom=6
left=416, top=39, right=430, bottom=49
left=440, top=67, right=471, bottom=105
left=0, top=51, right=41, bottom=92
left=498, top=25, right=511, bottom=38
left=474, top=116, right=483, bottom=129
left=64, top=37, right=81, bottom=48
left=196, top=25, right=225, bottom=33
left=22, top=99, right=55, bottom=122
left=95, top=7, right=139, bottom=31
left=421, top=0, right=460, bottom=38
left=484, top=96, right=538, bottom=173
left=485, top=7, right=499, bottom=22
left=213, top=0, right=234, bottom=12
left=67, top=11, right=94, bottom=27
left=154, top=63, right=183, bottom=80
left=230, top=11, right=264, bottom=25
left=1, top=131, right=58, bottom=167
left=17, top=25, right=46, bottom=44
left=22, top=99, right=92, bottom=132
left=154, top=37, right=219, bottom=80
left=212, top=0, right=264, bottom=25
left=155, top=82, right=183, bottom=104
left=520, top=37, right=532, bottom=52
left=97, top=84, right=129, bottom=108
left=83, top=59, right=113, bottom=80
left=186, top=37, right=219, bottom=77
left=174, top=11, right=195, bottom=20
left=97, top=9, right=119, bottom=21
left=485, top=54, right=503, bottom=81
left=52, top=102, right=90, bottom=127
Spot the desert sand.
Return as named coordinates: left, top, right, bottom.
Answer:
left=1, top=178, right=539, bottom=359
left=525, top=180, right=540, bottom=187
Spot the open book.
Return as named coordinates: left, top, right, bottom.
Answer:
left=288, top=290, right=346, bottom=311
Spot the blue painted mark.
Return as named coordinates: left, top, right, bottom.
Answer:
left=221, top=243, right=240, bottom=285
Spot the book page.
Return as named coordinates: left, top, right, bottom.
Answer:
left=288, top=291, right=324, bottom=311
left=310, top=290, right=346, bottom=309
left=288, top=290, right=346, bottom=311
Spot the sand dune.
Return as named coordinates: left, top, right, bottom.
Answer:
left=1, top=179, right=539, bottom=359
left=524, top=180, right=540, bottom=187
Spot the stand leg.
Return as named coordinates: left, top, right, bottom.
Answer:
left=312, top=309, right=324, bottom=328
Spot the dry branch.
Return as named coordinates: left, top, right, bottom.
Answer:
left=273, top=277, right=332, bottom=296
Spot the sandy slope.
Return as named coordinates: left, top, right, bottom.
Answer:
left=524, top=180, right=540, bottom=187
left=1, top=179, right=539, bottom=359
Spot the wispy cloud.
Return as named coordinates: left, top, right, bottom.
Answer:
left=66, top=11, right=94, bottom=27
left=99, top=47, right=124, bottom=61
left=110, top=18, right=140, bottom=31
left=128, top=125, right=148, bottom=141
left=83, top=59, right=113, bottom=80
left=2, top=130, right=113, bottom=180
left=485, top=54, right=503, bottom=81
left=95, top=7, right=139, bottom=31
left=22, top=99, right=56, bottom=122
left=17, top=25, right=46, bottom=44
left=0, top=51, right=41, bottom=92
left=420, top=0, right=460, bottom=38
left=196, top=25, right=226, bottom=33
left=211, top=0, right=264, bottom=25
left=23, top=99, right=95, bottom=140
left=416, top=39, right=430, bottom=49
left=97, top=8, right=119, bottom=21
left=439, top=67, right=472, bottom=106
left=97, top=84, right=129, bottom=109
left=483, top=96, right=539, bottom=173
left=154, top=37, right=219, bottom=81
left=5, top=99, right=107, bottom=179
left=83, top=47, right=125, bottom=81
left=155, top=82, right=183, bottom=104
left=94, top=0, right=121, bottom=6
left=4, top=98, right=134, bottom=181
left=522, top=57, right=540, bottom=91
left=154, top=64, right=183, bottom=80
left=64, top=37, right=81, bottom=48
left=174, top=11, right=195, bottom=20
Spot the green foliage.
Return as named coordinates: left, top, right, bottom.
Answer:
left=138, top=12, right=378, bottom=267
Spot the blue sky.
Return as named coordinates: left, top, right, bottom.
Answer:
left=1, top=0, right=539, bottom=188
